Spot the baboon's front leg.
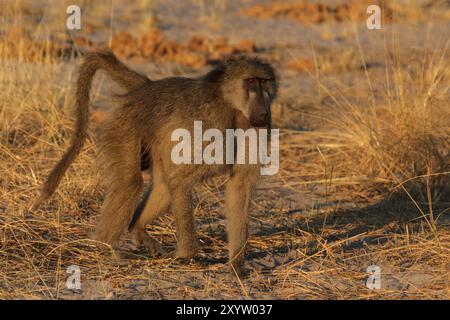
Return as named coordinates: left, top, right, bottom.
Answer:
left=171, top=187, right=198, bottom=259
left=225, top=166, right=258, bottom=276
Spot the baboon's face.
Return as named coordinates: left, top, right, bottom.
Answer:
left=223, top=75, right=276, bottom=127
left=243, top=77, right=275, bottom=127
left=219, top=57, right=277, bottom=127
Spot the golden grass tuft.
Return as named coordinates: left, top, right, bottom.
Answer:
left=329, top=53, right=450, bottom=200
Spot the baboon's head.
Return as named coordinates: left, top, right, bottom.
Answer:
left=208, top=56, right=278, bottom=127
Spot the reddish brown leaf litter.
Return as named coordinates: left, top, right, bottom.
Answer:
left=1, top=25, right=257, bottom=68
left=241, top=0, right=396, bottom=24
left=111, top=29, right=257, bottom=67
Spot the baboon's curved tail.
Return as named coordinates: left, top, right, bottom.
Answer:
left=34, top=50, right=149, bottom=208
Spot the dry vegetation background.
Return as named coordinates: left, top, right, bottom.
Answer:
left=0, top=0, right=449, bottom=299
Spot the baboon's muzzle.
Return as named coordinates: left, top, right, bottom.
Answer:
left=249, top=97, right=271, bottom=127
left=250, top=110, right=270, bottom=127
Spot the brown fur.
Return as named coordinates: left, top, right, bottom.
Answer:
left=35, top=50, right=277, bottom=275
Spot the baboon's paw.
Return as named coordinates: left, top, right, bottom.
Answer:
left=174, top=244, right=198, bottom=260
left=174, top=257, right=197, bottom=265
left=229, top=256, right=249, bottom=278
left=141, top=237, right=166, bottom=257
left=174, top=239, right=199, bottom=260
left=114, top=249, right=142, bottom=260
left=229, top=263, right=249, bottom=278
left=88, top=232, right=122, bottom=258
left=172, top=250, right=200, bottom=264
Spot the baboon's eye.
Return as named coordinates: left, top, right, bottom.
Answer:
left=247, top=78, right=255, bottom=83
left=260, top=79, right=266, bottom=84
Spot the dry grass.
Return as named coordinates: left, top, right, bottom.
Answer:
left=306, top=46, right=450, bottom=194
left=0, top=1, right=449, bottom=300
left=193, top=0, right=227, bottom=29
left=330, top=55, right=450, bottom=198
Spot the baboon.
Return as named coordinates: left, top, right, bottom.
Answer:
left=35, top=50, right=277, bottom=275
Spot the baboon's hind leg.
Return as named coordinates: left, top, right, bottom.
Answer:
left=129, top=160, right=170, bottom=256
left=92, top=128, right=143, bottom=249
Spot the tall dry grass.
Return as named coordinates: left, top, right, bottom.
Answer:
left=193, top=0, right=227, bottom=29
left=330, top=53, right=449, bottom=198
